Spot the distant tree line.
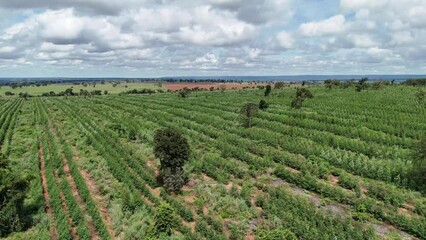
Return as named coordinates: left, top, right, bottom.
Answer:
left=403, top=78, right=426, bottom=86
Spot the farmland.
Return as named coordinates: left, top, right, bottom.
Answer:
left=1, top=84, right=426, bottom=240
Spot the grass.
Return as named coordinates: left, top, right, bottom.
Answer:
left=0, top=82, right=162, bottom=96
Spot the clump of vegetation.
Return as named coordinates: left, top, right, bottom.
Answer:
left=410, top=136, right=426, bottom=192
left=256, top=228, right=297, bottom=240
left=324, top=79, right=341, bottom=89
left=154, top=128, right=190, bottom=192
left=274, top=82, right=286, bottom=89
left=259, top=99, right=269, bottom=110
left=291, top=88, right=313, bottom=109
left=240, top=102, right=258, bottom=128
left=415, top=89, right=425, bottom=103
left=403, top=78, right=426, bottom=86
left=178, top=88, right=191, bottom=98
left=355, top=78, right=369, bottom=92
left=0, top=158, right=32, bottom=237
left=151, top=204, right=178, bottom=237
left=264, top=85, right=272, bottom=96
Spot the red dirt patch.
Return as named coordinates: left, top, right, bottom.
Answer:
left=184, top=195, right=197, bottom=204
left=285, top=166, right=301, bottom=174
left=398, top=208, right=414, bottom=217
left=201, top=173, right=214, bottom=182
left=373, top=223, right=415, bottom=240
left=329, top=175, right=339, bottom=185
left=164, top=82, right=266, bottom=91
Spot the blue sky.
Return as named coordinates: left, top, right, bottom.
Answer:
left=0, top=0, right=425, bottom=77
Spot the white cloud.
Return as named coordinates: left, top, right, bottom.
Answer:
left=299, top=15, right=346, bottom=36
left=276, top=31, right=294, bottom=49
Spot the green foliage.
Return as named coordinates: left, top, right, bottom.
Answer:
left=161, top=167, right=186, bottom=193
left=178, top=88, right=191, bottom=98
left=411, top=136, right=426, bottom=191
left=291, top=88, right=313, bottom=109
left=264, top=85, right=272, bottom=96
left=256, top=228, right=297, bottom=240
left=355, top=78, right=368, bottom=92
left=259, top=99, right=268, bottom=110
left=152, top=204, right=177, bottom=237
left=274, top=82, right=286, bottom=89
left=240, top=102, right=258, bottom=128
left=415, top=89, right=425, bottom=103
left=154, top=128, right=190, bottom=171
left=154, top=128, right=190, bottom=192
left=0, top=162, right=32, bottom=237
left=403, top=78, right=426, bottom=86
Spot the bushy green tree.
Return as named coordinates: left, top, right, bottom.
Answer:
left=274, top=82, right=285, bottom=89
left=0, top=158, right=32, bottom=237
left=259, top=99, right=268, bottom=110
left=355, top=78, right=368, bottom=92
left=240, top=103, right=258, bottom=128
left=264, top=85, right=272, bottom=96
left=291, top=88, right=313, bottom=109
left=154, top=128, right=190, bottom=192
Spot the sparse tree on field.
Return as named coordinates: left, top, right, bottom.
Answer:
left=355, top=78, right=368, bottom=92
left=154, top=128, right=190, bottom=192
left=259, top=99, right=268, bottom=110
left=264, top=85, right=271, bottom=96
left=411, top=136, right=426, bottom=192
left=219, top=84, right=227, bottom=93
left=178, top=88, right=190, bottom=98
left=240, top=102, right=258, bottom=128
left=274, top=82, right=285, bottom=89
left=291, top=88, right=313, bottom=109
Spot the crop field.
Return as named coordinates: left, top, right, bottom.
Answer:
left=1, top=85, right=426, bottom=240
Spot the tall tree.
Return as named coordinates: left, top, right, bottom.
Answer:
left=154, top=128, right=190, bottom=192
left=240, top=103, right=258, bottom=128
left=264, top=85, right=272, bottom=96
left=291, top=88, right=313, bottom=109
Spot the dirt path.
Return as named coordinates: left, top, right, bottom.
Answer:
left=38, top=139, right=58, bottom=240
left=62, top=155, right=100, bottom=240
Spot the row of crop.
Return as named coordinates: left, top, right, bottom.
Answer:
left=0, top=99, right=22, bottom=148
left=64, top=98, right=229, bottom=239
left=37, top=98, right=112, bottom=239
left=97, top=96, right=380, bottom=239
left=107, top=96, right=426, bottom=238
left=38, top=130, right=72, bottom=239
left=187, top=89, right=424, bottom=143
left=0, top=99, right=23, bottom=156
left=35, top=98, right=92, bottom=240
left=152, top=94, right=413, bottom=160
left=50, top=99, right=200, bottom=239
left=122, top=96, right=410, bottom=187
left=139, top=96, right=425, bottom=214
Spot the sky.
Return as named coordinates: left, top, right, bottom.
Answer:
left=0, top=0, right=425, bottom=77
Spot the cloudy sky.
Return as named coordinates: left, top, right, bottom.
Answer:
left=0, top=0, right=425, bottom=77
